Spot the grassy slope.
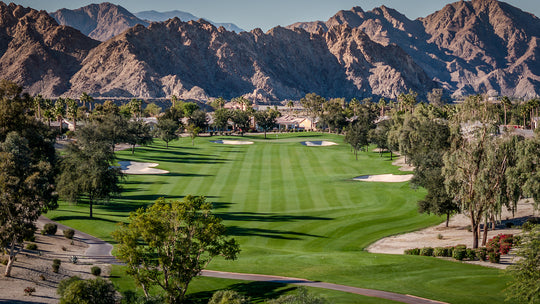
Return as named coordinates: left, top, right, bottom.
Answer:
left=47, top=133, right=515, bottom=304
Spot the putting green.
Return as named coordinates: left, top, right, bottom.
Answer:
left=47, top=133, right=516, bottom=304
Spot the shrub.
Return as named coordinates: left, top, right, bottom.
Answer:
left=91, top=266, right=101, bottom=276
left=24, top=286, right=36, bottom=296
left=434, top=247, right=446, bottom=257
left=404, top=248, right=420, bottom=255
left=52, top=259, right=61, bottom=273
left=1, top=258, right=8, bottom=265
left=24, top=235, right=36, bottom=242
left=453, top=247, right=466, bottom=261
left=444, top=247, right=454, bottom=257
left=57, top=276, right=81, bottom=296
left=420, top=247, right=434, bottom=257
left=208, top=290, right=250, bottom=304
left=69, top=256, right=78, bottom=264
left=62, top=246, right=67, bottom=251
left=505, top=222, right=514, bottom=228
left=487, top=234, right=514, bottom=254
left=437, top=234, right=443, bottom=240
left=39, top=274, right=46, bottom=281
left=488, top=251, right=501, bottom=263
left=42, top=223, right=57, bottom=235
left=63, top=229, right=75, bottom=239
left=476, top=247, right=487, bottom=261
left=465, top=248, right=476, bottom=260
left=26, top=243, right=38, bottom=250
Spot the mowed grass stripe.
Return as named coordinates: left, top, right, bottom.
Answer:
left=258, top=143, right=273, bottom=213
left=270, top=144, right=285, bottom=213
left=227, top=144, right=258, bottom=214
left=280, top=143, right=300, bottom=212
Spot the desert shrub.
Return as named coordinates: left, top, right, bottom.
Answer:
left=522, top=218, right=539, bottom=231
left=62, top=246, right=67, bottom=251
left=208, top=290, right=250, bottom=304
left=434, top=247, right=446, bottom=257
left=437, top=234, right=443, bottom=240
left=69, top=256, right=78, bottom=264
left=404, top=248, right=420, bottom=255
left=24, top=235, right=36, bottom=242
left=488, top=251, right=501, bottom=263
left=52, top=259, right=61, bottom=273
left=420, top=247, right=434, bottom=256
left=120, top=291, right=164, bottom=304
left=57, top=276, right=81, bottom=296
left=24, top=286, right=36, bottom=296
left=444, top=247, right=454, bottom=257
left=453, top=247, right=466, bottom=261
left=43, top=223, right=57, bottom=235
left=1, top=258, right=8, bottom=265
left=26, top=243, right=38, bottom=250
left=476, top=247, right=487, bottom=261
left=267, top=287, right=327, bottom=304
left=39, top=274, right=46, bottom=281
left=91, top=266, right=101, bottom=276
left=465, top=248, right=476, bottom=260
left=63, top=229, right=75, bottom=239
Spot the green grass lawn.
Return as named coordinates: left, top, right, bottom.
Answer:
left=47, top=133, right=516, bottom=304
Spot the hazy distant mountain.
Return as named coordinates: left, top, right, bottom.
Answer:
left=135, top=10, right=244, bottom=33
left=287, top=0, right=540, bottom=98
left=50, top=2, right=148, bottom=41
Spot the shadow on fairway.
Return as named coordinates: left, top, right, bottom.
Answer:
left=226, top=226, right=325, bottom=240
left=144, top=155, right=230, bottom=164
left=50, top=214, right=120, bottom=224
left=187, top=281, right=295, bottom=304
left=216, top=212, right=332, bottom=222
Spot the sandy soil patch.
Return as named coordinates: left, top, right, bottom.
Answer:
left=210, top=140, right=254, bottom=145
left=392, top=156, right=415, bottom=172
left=367, top=200, right=537, bottom=269
left=0, top=227, right=111, bottom=303
left=353, top=174, right=414, bottom=182
left=118, top=161, right=169, bottom=175
left=300, top=141, right=338, bottom=146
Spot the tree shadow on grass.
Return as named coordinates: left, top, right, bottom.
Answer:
left=143, top=155, right=230, bottom=164
left=226, top=226, right=325, bottom=240
left=187, top=281, right=296, bottom=304
left=50, top=214, right=121, bottom=224
left=216, top=212, right=332, bottom=222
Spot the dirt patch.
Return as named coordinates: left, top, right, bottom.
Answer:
left=392, top=156, right=415, bottom=172
left=367, top=200, right=537, bottom=269
left=0, top=229, right=111, bottom=303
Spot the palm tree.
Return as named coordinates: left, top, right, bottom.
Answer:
left=66, top=98, right=78, bottom=131
left=500, top=96, right=512, bottom=125
left=378, top=97, right=387, bottom=117
left=80, top=92, right=93, bottom=111
left=33, top=94, right=44, bottom=119
left=54, top=98, right=67, bottom=133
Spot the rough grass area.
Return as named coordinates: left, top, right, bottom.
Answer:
left=47, top=133, right=516, bottom=304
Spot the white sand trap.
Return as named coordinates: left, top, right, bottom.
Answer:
left=301, top=141, right=338, bottom=146
left=353, top=174, right=413, bottom=182
left=210, top=140, right=254, bottom=145
left=118, top=161, right=169, bottom=175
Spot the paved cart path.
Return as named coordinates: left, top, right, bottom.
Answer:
left=37, top=216, right=447, bottom=304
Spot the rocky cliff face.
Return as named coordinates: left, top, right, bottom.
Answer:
left=68, top=18, right=433, bottom=100
left=288, top=0, right=540, bottom=98
left=50, top=2, right=148, bottom=41
left=0, top=2, right=99, bottom=96
left=134, top=10, right=244, bottom=33
left=0, top=0, right=537, bottom=100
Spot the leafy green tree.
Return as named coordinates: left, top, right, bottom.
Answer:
left=126, top=120, right=153, bottom=155
left=300, top=93, right=326, bottom=130
left=369, top=120, right=391, bottom=156
left=187, top=124, right=201, bottom=146
left=58, top=277, right=117, bottom=304
left=129, top=98, right=143, bottom=118
left=254, top=109, right=280, bottom=139
left=189, top=109, right=209, bottom=131
left=231, top=109, right=251, bottom=135
left=427, top=88, right=444, bottom=106
left=57, top=124, right=124, bottom=218
left=320, top=99, right=347, bottom=133
left=156, top=118, right=180, bottom=148
left=144, top=103, right=162, bottom=117
left=113, top=196, right=240, bottom=304
left=213, top=108, right=231, bottom=132
left=0, top=81, right=57, bottom=277
left=344, top=122, right=369, bottom=160
left=183, top=102, right=199, bottom=118
left=505, top=225, right=540, bottom=304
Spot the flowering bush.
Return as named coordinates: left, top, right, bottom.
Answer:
left=487, top=234, right=514, bottom=255
left=24, top=287, right=36, bottom=296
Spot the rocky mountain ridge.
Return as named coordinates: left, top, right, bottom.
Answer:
left=134, top=10, right=244, bottom=33
left=0, top=0, right=538, bottom=100
left=287, top=0, right=540, bottom=98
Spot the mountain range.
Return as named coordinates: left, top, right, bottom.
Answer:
left=0, top=0, right=538, bottom=101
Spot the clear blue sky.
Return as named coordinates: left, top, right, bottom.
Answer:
left=11, top=0, right=540, bottom=31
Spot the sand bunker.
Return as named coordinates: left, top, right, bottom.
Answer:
left=211, top=140, right=254, bottom=145
left=353, top=174, right=413, bottom=182
left=118, top=161, right=169, bottom=175
left=301, top=141, right=338, bottom=146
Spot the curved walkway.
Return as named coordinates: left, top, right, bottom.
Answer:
left=37, top=217, right=447, bottom=304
